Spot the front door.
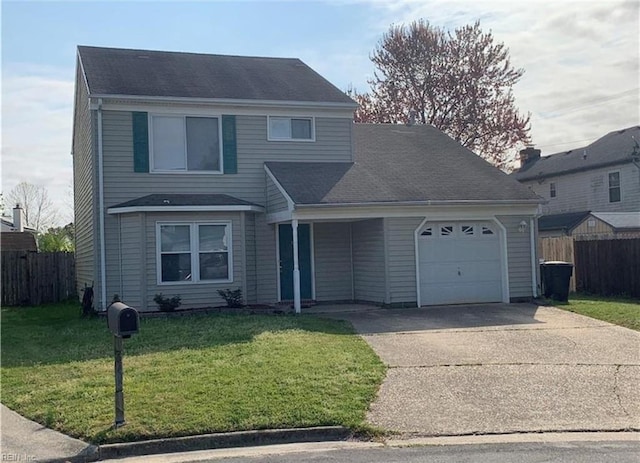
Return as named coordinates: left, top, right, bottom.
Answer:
left=279, top=224, right=312, bottom=300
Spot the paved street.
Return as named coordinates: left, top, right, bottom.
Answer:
left=332, top=303, right=640, bottom=436
left=99, top=438, right=640, bottom=463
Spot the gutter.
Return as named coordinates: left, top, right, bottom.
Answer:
left=88, top=94, right=358, bottom=110
left=97, top=98, right=107, bottom=311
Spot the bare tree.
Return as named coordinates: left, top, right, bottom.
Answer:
left=6, top=182, right=58, bottom=232
left=354, top=20, right=531, bottom=168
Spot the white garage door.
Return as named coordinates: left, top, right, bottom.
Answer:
left=418, top=222, right=503, bottom=306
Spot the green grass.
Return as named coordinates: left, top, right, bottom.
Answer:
left=1, top=302, right=386, bottom=444
left=552, top=294, right=640, bottom=331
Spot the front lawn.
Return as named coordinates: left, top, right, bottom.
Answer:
left=553, top=295, right=640, bottom=331
left=1, top=302, right=385, bottom=444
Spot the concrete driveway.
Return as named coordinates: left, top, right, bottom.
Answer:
left=334, top=303, right=640, bottom=437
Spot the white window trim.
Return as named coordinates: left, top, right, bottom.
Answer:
left=149, top=114, right=224, bottom=174
left=608, top=170, right=621, bottom=203
left=267, top=116, right=316, bottom=142
left=155, top=221, right=233, bottom=285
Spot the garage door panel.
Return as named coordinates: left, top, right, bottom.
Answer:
left=419, top=221, right=504, bottom=306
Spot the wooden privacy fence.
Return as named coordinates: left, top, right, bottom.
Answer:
left=574, top=239, right=640, bottom=298
left=2, top=251, right=76, bottom=306
left=540, top=236, right=576, bottom=292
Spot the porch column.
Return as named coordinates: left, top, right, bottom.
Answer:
left=292, top=219, right=301, bottom=314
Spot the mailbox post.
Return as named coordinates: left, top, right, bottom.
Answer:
left=106, top=302, right=139, bottom=428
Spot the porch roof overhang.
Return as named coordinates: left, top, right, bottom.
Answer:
left=266, top=200, right=542, bottom=224
left=107, top=194, right=264, bottom=215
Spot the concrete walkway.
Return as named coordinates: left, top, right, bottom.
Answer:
left=332, top=303, right=640, bottom=437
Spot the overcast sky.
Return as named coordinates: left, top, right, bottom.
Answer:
left=1, top=0, right=638, bottom=225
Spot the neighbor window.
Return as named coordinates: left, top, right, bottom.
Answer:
left=268, top=117, right=314, bottom=141
left=157, top=222, right=231, bottom=283
left=608, top=172, right=621, bottom=202
left=550, top=182, right=556, bottom=198
left=151, top=115, right=221, bottom=172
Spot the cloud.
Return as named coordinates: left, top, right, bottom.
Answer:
left=1, top=67, right=74, bottom=222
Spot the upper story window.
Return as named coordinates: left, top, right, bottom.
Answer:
left=268, top=116, right=315, bottom=141
left=150, top=115, right=222, bottom=172
left=608, top=171, right=621, bottom=203
left=549, top=182, right=556, bottom=198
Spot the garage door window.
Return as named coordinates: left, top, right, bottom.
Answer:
left=440, top=225, right=454, bottom=236
left=461, top=225, right=474, bottom=236
left=420, top=227, right=433, bottom=237
left=481, top=226, right=495, bottom=235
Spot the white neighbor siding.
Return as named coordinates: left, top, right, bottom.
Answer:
left=523, top=163, right=640, bottom=215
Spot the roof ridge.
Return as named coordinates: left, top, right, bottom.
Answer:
left=77, top=45, right=301, bottom=62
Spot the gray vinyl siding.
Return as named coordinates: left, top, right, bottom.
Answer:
left=385, top=217, right=422, bottom=305
left=266, top=175, right=289, bottom=213
left=100, top=112, right=353, bottom=208
left=119, top=213, right=144, bottom=308
left=72, top=61, right=97, bottom=300
left=244, top=212, right=257, bottom=304
left=254, top=214, right=278, bottom=303
left=497, top=215, right=535, bottom=299
left=313, top=222, right=353, bottom=301
left=99, top=112, right=351, bottom=307
left=351, top=219, right=386, bottom=304
left=522, top=163, right=640, bottom=215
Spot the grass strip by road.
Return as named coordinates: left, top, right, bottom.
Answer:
left=554, top=295, right=640, bottom=331
left=1, top=302, right=385, bottom=444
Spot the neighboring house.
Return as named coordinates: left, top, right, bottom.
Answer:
left=1, top=205, right=37, bottom=234
left=513, top=126, right=640, bottom=215
left=1, top=205, right=38, bottom=252
left=72, top=45, right=542, bottom=312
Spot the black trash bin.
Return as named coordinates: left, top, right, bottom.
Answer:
left=540, top=261, right=573, bottom=302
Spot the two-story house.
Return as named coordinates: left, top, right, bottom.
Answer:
left=73, top=46, right=541, bottom=312
left=513, top=126, right=640, bottom=238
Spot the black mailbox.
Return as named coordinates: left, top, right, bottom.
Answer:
left=107, top=302, right=139, bottom=338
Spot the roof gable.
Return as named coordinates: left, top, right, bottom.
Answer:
left=514, top=126, right=640, bottom=181
left=267, top=124, right=541, bottom=205
left=77, top=46, right=356, bottom=105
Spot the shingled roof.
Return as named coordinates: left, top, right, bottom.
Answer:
left=513, top=126, right=640, bottom=181
left=77, top=46, right=356, bottom=105
left=266, top=124, right=541, bottom=205
left=110, top=194, right=259, bottom=209
left=537, top=211, right=591, bottom=233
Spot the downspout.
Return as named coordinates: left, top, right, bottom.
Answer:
left=97, top=98, right=107, bottom=310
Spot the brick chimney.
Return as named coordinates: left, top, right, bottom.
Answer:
left=519, top=146, right=541, bottom=168
left=12, top=204, right=25, bottom=232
